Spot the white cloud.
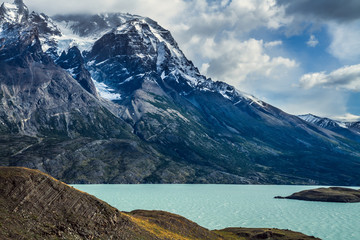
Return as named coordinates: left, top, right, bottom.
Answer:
left=300, top=64, right=360, bottom=90
left=306, top=35, right=318, bottom=47
left=328, top=21, right=360, bottom=62
left=203, top=37, right=297, bottom=88
left=25, top=0, right=188, bottom=30
left=332, top=113, right=360, bottom=122
left=264, top=40, right=283, bottom=48
left=200, top=63, right=210, bottom=75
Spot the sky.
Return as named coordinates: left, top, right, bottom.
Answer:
left=16, top=0, right=360, bottom=121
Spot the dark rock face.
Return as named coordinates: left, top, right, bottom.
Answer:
left=56, top=46, right=98, bottom=96
left=0, top=167, right=321, bottom=240
left=275, top=187, right=360, bottom=203
left=0, top=0, right=360, bottom=185
left=0, top=31, right=125, bottom=139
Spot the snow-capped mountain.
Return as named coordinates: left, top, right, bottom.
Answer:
left=299, top=114, right=360, bottom=142
left=0, top=0, right=28, bottom=24
left=37, top=11, right=265, bottom=108
left=348, top=122, right=360, bottom=133
left=299, top=114, right=347, bottom=129
left=1, top=0, right=360, bottom=185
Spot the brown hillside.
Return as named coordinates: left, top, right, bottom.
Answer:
left=0, top=167, right=320, bottom=240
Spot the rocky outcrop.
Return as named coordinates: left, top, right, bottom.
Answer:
left=56, top=46, right=98, bottom=96
left=275, top=187, right=360, bottom=203
left=0, top=167, right=321, bottom=240
left=215, top=228, right=320, bottom=240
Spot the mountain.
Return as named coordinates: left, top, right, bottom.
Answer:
left=299, top=114, right=360, bottom=143
left=0, top=0, right=360, bottom=185
left=0, top=0, right=163, bottom=184
left=0, top=167, right=321, bottom=240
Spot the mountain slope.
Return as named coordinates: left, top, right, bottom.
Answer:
left=58, top=12, right=360, bottom=185
left=299, top=114, right=360, bottom=143
left=0, top=0, right=166, bottom=184
left=0, top=0, right=125, bottom=138
left=0, top=0, right=360, bottom=185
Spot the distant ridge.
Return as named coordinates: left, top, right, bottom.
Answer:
left=299, top=114, right=360, bottom=142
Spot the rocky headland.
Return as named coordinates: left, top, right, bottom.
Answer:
left=275, top=187, right=360, bottom=203
left=0, top=167, right=320, bottom=239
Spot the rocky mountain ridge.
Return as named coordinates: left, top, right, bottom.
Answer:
left=0, top=0, right=360, bottom=185
left=299, top=114, right=360, bottom=143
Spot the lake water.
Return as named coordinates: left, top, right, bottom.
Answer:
left=72, top=184, right=360, bottom=240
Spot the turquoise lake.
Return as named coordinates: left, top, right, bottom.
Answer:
left=72, top=184, right=360, bottom=240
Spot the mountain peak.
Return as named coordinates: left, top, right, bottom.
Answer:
left=299, top=113, right=348, bottom=129
left=0, top=0, right=28, bottom=23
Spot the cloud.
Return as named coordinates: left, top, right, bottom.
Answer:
left=306, top=35, right=318, bottom=47
left=264, top=40, right=282, bottom=48
left=328, top=21, right=360, bottom=62
left=274, top=1, right=360, bottom=64
left=276, top=0, right=360, bottom=22
left=300, top=64, right=360, bottom=90
left=201, top=37, right=297, bottom=88
left=23, top=0, right=188, bottom=29
left=332, top=113, right=360, bottom=122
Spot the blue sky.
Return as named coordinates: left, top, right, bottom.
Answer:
left=21, top=0, right=360, bottom=121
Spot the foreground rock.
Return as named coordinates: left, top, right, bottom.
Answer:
left=0, top=167, right=320, bottom=239
left=215, top=228, right=320, bottom=240
left=275, top=187, right=360, bottom=203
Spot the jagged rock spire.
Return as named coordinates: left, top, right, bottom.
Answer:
left=0, top=0, right=29, bottom=23
left=0, top=3, right=6, bottom=16
left=14, top=0, right=29, bottom=17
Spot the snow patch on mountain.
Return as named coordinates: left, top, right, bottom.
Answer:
left=299, top=114, right=348, bottom=129
left=92, top=79, right=121, bottom=101
left=156, top=42, right=166, bottom=72
left=240, top=92, right=264, bottom=107
left=0, top=2, right=27, bottom=23
left=148, top=24, right=183, bottom=60
left=46, top=20, right=103, bottom=54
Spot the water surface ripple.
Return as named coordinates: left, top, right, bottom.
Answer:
left=72, top=184, right=360, bottom=240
